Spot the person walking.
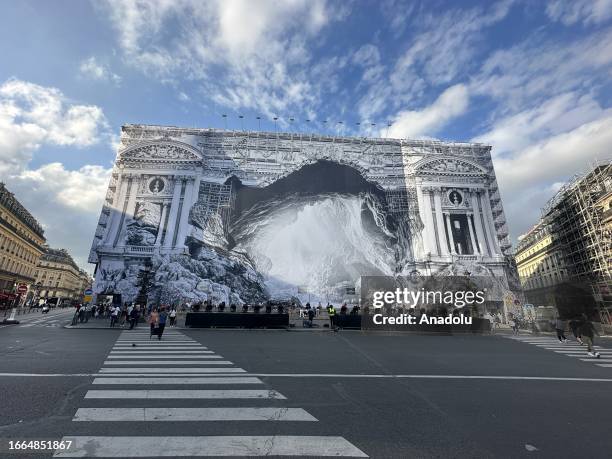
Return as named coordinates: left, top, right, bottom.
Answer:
left=169, top=307, right=177, bottom=327
left=509, top=315, right=519, bottom=335
left=569, top=317, right=584, bottom=344
left=307, top=307, right=315, bottom=328
left=555, top=318, right=568, bottom=343
left=149, top=308, right=160, bottom=339
left=119, top=305, right=128, bottom=327
left=109, top=305, right=120, bottom=328
left=130, top=305, right=140, bottom=330
left=157, top=308, right=168, bottom=340
left=578, top=313, right=600, bottom=358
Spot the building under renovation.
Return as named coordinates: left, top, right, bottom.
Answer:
left=515, top=160, right=612, bottom=324
left=88, top=124, right=519, bottom=309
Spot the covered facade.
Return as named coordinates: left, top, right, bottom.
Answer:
left=89, top=125, right=516, bottom=308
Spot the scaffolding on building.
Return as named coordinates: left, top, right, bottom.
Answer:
left=541, top=159, right=612, bottom=323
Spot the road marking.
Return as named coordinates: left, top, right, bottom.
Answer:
left=102, top=360, right=233, bottom=365
left=107, top=355, right=222, bottom=359
left=109, top=349, right=213, bottom=355
left=52, top=435, right=368, bottom=457
left=85, top=389, right=286, bottom=399
left=113, top=344, right=202, bottom=347
left=2, top=373, right=612, bottom=381
left=99, top=367, right=246, bottom=373
left=596, top=364, right=612, bottom=367
left=92, top=377, right=263, bottom=385
left=72, top=407, right=315, bottom=422
left=96, top=373, right=254, bottom=377
left=112, top=348, right=214, bottom=352
left=554, top=349, right=612, bottom=357
left=580, top=359, right=612, bottom=362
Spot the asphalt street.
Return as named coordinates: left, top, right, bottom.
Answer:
left=1, top=318, right=611, bottom=458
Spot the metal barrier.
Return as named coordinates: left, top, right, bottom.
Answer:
left=185, top=312, right=289, bottom=328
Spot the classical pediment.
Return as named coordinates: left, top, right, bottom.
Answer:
left=120, top=141, right=201, bottom=162
left=415, top=158, right=486, bottom=175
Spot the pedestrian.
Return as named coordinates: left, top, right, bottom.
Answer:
left=149, top=308, right=159, bottom=339
left=129, top=305, right=139, bottom=330
left=169, top=307, right=177, bottom=327
left=484, top=311, right=494, bottom=334
left=569, top=317, right=583, bottom=344
left=555, top=317, right=568, bottom=343
left=327, top=304, right=335, bottom=328
left=109, top=305, right=119, bottom=328
left=578, top=313, right=600, bottom=358
left=307, top=307, right=315, bottom=327
left=157, top=308, right=168, bottom=340
left=509, top=315, right=519, bottom=335
left=120, top=306, right=128, bottom=327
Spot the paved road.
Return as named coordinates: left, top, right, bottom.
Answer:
left=1, top=308, right=75, bottom=329
left=1, top=325, right=611, bottom=458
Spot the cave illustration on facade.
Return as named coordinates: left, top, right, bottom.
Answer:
left=89, top=125, right=519, bottom=309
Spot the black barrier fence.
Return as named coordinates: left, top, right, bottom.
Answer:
left=185, top=312, right=289, bottom=328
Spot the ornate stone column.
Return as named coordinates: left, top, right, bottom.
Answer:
left=112, top=176, right=135, bottom=248
left=421, top=187, right=438, bottom=256
left=433, top=188, right=449, bottom=255
left=467, top=213, right=479, bottom=255
left=471, top=190, right=489, bottom=256
left=155, top=203, right=169, bottom=246
left=163, top=176, right=184, bottom=249
left=444, top=212, right=457, bottom=254
left=103, top=174, right=127, bottom=245
left=176, top=177, right=195, bottom=248
left=118, top=176, right=140, bottom=246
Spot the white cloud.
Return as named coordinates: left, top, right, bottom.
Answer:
left=15, top=163, right=112, bottom=212
left=386, top=84, right=469, bottom=139
left=5, top=163, right=112, bottom=272
left=0, top=78, right=109, bottom=173
left=79, top=56, right=121, bottom=84
left=392, top=0, right=514, bottom=88
left=100, top=0, right=344, bottom=118
left=0, top=78, right=112, bottom=270
left=546, top=0, right=612, bottom=25
left=472, top=28, right=612, bottom=112
left=494, top=116, right=612, bottom=194
left=473, top=92, right=607, bottom=155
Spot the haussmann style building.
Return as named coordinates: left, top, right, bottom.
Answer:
left=0, top=182, right=46, bottom=308
left=34, top=248, right=93, bottom=306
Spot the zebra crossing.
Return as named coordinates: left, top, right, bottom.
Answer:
left=53, top=329, right=367, bottom=457
left=506, top=335, right=612, bottom=368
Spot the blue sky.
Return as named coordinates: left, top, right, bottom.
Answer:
left=0, top=0, right=611, bottom=271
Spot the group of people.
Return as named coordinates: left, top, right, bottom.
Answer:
left=73, top=303, right=178, bottom=334
left=554, top=314, right=601, bottom=358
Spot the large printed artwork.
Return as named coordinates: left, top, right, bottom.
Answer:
left=90, top=126, right=516, bottom=306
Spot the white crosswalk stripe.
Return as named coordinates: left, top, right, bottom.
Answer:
left=54, top=330, right=367, bottom=457
left=102, top=360, right=234, bottom=365
left=505, top=335, right=609, bottom=369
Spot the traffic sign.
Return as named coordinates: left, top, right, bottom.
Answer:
left=16, top=284, right=28, bottom=294
left=84, top=288, right=93, bottom=296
